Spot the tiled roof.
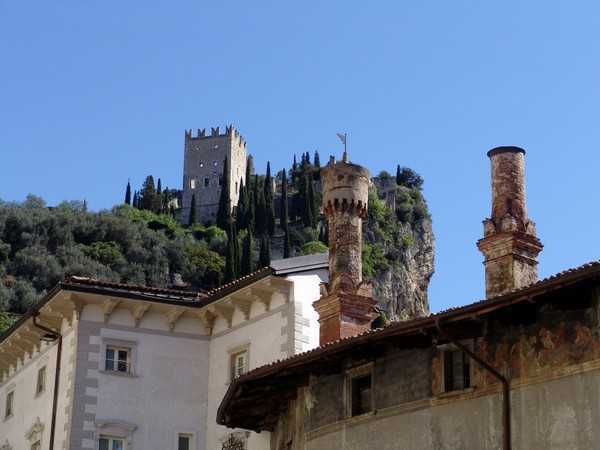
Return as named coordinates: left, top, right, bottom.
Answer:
left=63, top=276, right=207, bottom=302
left=270, top=253, right=328, bottom=275
left=217, top=259, right=600, bottom=427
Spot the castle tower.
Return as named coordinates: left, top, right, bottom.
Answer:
left=477, top=146, right=543, bottom=298
left=313, top=153, right=377, bottom=345
left=181, top=125, right=247, bottom=224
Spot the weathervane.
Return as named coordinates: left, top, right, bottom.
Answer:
left=336, top=132, right=348, bottom=162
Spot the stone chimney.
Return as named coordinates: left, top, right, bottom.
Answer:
left=312, top=154, right=377, bottom=345
left=477, top=146, right=543, bottom=298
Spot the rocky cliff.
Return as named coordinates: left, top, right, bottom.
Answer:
left=365, top=172, right=435, bottom=320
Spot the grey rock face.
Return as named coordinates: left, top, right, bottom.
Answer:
left=367, top=176, right=435, bottom=320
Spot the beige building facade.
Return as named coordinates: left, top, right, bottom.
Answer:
left=0, top=254, right=327, bottom=450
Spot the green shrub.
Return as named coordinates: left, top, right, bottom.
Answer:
left=299, top=241, right=328, bottom=256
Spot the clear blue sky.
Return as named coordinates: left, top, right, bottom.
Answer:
left=2, top=1, right=599, bottom=313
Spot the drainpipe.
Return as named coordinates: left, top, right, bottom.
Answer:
left=435, top=319, right=511, bottom=450
left=33, top=314, right=62, bottom=450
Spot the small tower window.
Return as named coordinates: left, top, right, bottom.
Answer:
left=213, top=161, right=218, bottom=167
left=204, top=178, right=210, bottom=187
left=199, top=161, right=204, bottom=168
left=190, top=179, right=196, bottom=190
left=219, top=176, right=223, bottom=186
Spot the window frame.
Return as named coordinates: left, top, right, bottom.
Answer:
left=438, top=342, right=473, bottom=394
left=175, top=431, right=196, bottom=450
left=99, top=435, right=125, bottom=450
left=345, top=362, right=374, bottom=418
left=35, top=366, right=46, bottom=397
left=100, top=338, right=137, bottom=377
left=4, top=390, right=14, bottom=419
left=94, top=420, right=136, bottom=450
left=228, top=344, right=250, bottom=382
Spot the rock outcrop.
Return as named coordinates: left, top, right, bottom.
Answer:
left=366, top=174, right=435, bottom=320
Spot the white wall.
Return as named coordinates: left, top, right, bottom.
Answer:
left=286, top=269, right=328, bottom=354
left=0, top=319, right=75, bottom=450
left=72, top=304, right=209, bottom=450
left=206, top=300, right=289, bottom=450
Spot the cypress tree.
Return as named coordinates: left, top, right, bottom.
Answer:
left=188, top=193, right=197, bottom=226
left=125, top=181, right=132, bottom=205
left=245, top=155, right=254, bottom=187
left=314, top=151, right=321, bottom=168
left=233, top=220, right=241, bottom=278
left=307, top=174, right=317, bottom=228
left=236, top=179, right=248, bottom=230
left=281, top=169, right=291, bottom=258
left=255, top=186, right=267, bottom=236
left=291, top=154, right=298, bottom=185
left=246, top=189, right=255, bottom=234
left=155, top=178, right=163, bottom=213
left=241, top=232, right=254, bottom=275
left=259, top=235, right=271, bottom=268
left=264, top=162, right=275, bottom=236
left=301, top=174, right=313, bottom=227
left=305, top=151, right=311, bottom=165
left=216, top=157, right=231, bottom=230
left=224, top=219, right=237, bottom=282
left=140, top=176, right=156, bottom=211
left=396, top=164, right=401, bottom=185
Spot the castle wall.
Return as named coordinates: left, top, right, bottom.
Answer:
left=182, top=127, right=247, bottom=224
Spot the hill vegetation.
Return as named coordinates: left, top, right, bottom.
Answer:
left=0, top=158, right=433, bottom=329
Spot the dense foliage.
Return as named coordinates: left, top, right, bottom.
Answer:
left=0, top=197, right=224, bottom=315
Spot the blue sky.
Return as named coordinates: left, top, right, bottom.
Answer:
left=2, top=1, right=600, bottom=312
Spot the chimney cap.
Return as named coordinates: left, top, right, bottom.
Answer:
left=487, top=146, right=526, bottom=158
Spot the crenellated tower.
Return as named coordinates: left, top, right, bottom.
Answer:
left=313, top=152, right=377, bottom=345
left=181, top=125, right=247, bottom=224
left=477, top=146, right=543, bottom=298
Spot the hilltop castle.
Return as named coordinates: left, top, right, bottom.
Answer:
left=181, top=125, right=247, bottom=224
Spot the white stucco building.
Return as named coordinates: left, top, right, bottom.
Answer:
left=0, top=254, right=328, bottom=450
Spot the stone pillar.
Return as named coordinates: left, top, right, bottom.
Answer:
left=313, top=155, right=376, bottom=345
left=477, top=146, right=543, bottom=298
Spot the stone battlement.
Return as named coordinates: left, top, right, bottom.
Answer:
left=321, top=156, right=370, bottom=218
left=184, top=125, right=246, bottom=148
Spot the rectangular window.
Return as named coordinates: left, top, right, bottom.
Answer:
left=105, top=346, right=131, bottom=374
left=99, top=437, right=125, bottom=450
left=230, top=350, right=248, bottom=381
left=190, top=179, right=196, bottom=189
left=5, top=390, right=14, bottom=418
left=178, top=434, right=193, bottom=450
left=443, top=349, right=470, bottom=392
left=204, top=177, right=210, bottom=187
left=36, top=366, right=46, bottom=395
left=350, top=374, right=372, bottom=416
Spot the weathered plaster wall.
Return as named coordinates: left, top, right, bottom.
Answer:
left=304, top=370, right=600, bottom=450
left=270, top=286, right=600, bottom=450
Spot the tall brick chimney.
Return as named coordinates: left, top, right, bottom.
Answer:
left=313, top=153, right=377, bottom=345
left=477, top=146, right=543, bottom=298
